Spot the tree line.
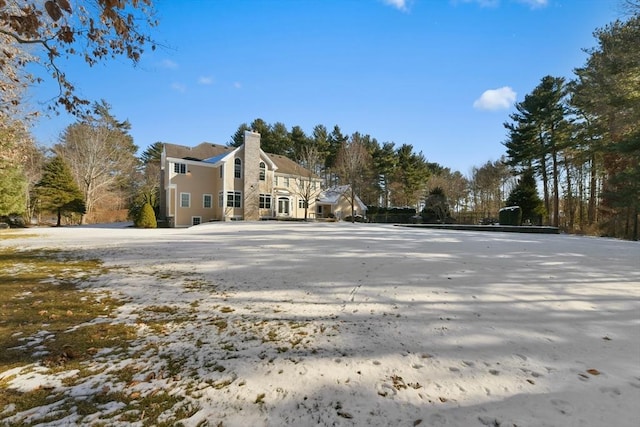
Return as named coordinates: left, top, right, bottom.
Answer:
left=0, top=1, right=637, bottom=239
left=504, top=12, right=639, bottom=239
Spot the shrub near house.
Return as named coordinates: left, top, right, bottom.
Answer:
left=135, top=203, right=157, bottom=228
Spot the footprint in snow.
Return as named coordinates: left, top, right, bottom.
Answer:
left=599, top=386, right=621, bottom=397
left=551, top=399, right=573, bottom=415
left=376, top=382, right=397, bottom=397
left=428, top=413, right=447, bottom=426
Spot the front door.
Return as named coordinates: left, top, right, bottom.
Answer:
left=278, top=197, right=290, bottom=216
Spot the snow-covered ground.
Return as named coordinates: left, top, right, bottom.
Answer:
left=2, top=222, right=639, bottom=426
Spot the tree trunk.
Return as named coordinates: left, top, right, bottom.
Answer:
left=634, top=205, right=639, bottom=241
left=578, top=162, right=585, bottom=232
left=588, top=153, right=597, bottom=225
left=540, top=159, right=550, bottom=225
left=552, top=150, right=560, bottom=228
left=351, top=187, right=356, bottom=222
left=565, top=159, right=574, bottom=231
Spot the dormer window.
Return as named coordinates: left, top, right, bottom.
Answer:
left=259, top=162, right=266, bottom=181
left=234, top=158, right=242, bottom=179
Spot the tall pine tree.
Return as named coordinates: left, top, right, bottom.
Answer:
left=503, top=76, right=570, bottom=227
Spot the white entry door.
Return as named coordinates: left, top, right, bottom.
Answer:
left=278, top=197, right=290, bottom=216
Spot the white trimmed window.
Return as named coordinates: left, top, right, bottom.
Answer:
left=284, top=177, right=290, bottom=187
left=298, top=199, right=308, bottom=209
left=203, top=194, right=212, bottom=208
left=218, top=192, right=224, bottom=207
left=180, top=192, right=190, bottom=208
left=234, top=158, right=242, bottom=179
left=260, top=194, right=272, bottom=209
left=226, top=191, right=241, bottom=208
left=174, top=162, right=187, bottom=174
left=192, top=216, right=201, bottom=226
left=259, top=162, right=266, bottom=181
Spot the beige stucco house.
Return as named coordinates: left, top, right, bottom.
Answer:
left=159, top=131, right=366, bottom=227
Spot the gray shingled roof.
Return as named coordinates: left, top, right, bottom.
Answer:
left=164, top=142, right=233, bottom=160
left=164, top=142, right=316, bottom=177
left=269, top=154, right=311, bottom=176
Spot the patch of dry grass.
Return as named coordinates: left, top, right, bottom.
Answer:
left=0, top=248, right=119, bottom=370
left=0, top=246, right=198, bottom=425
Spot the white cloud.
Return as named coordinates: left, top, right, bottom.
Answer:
left=382, top=0, right=411, bottom=12
left=198, top=76, right=214, bottom=85
left=233, top=82, right=242, bottom=89
left=517, top=0, right=548, bottom=8
left=473, top=86, right=517, bottom=111
left=171, top=82, right=187, bottom=93
left=160, top=59, right=178, bottom=69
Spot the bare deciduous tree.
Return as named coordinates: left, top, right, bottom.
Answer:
left=294, top=144, right=322, bottom=220
left=336, top=133, right=371, bottom=222
left=55, top=102, right=138, bottom=223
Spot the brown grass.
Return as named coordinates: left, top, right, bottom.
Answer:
left=0, top=245, right=198, bottom=425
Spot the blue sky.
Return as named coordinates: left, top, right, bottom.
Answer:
left=30, top=0, right=621, bottom=173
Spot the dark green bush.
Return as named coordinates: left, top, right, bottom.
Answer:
left=135, top=203, right=157, bottom=228
left=499, top=206, right=522, bottom=226
left=366, top=206, right=416, bottom=223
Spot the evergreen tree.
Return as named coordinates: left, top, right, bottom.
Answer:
left=311, top=124, right=330, bottom=164
left=370, top=141, right=397, bottom=208
left=572, top=15, right=640, bottom=239
left=290, top=125, right=310, bottom=161
left=392, top=144, right=430, bottom=208
left=35, top=156, right=85, bottom=226
left=506, top=168, right=545, bottom=225
left=326, top=125, right=348, bottom=186
left=229, top=123, right=251, bottom=147
left=503, top=76, right=570, bottom=227
left=135, top=202, right=157, bottom=228
left=267, top=122, right=292, bottom=156
left=141, top=142, right=163, bottom=164
left=422, top=187, right=452, bottom=223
